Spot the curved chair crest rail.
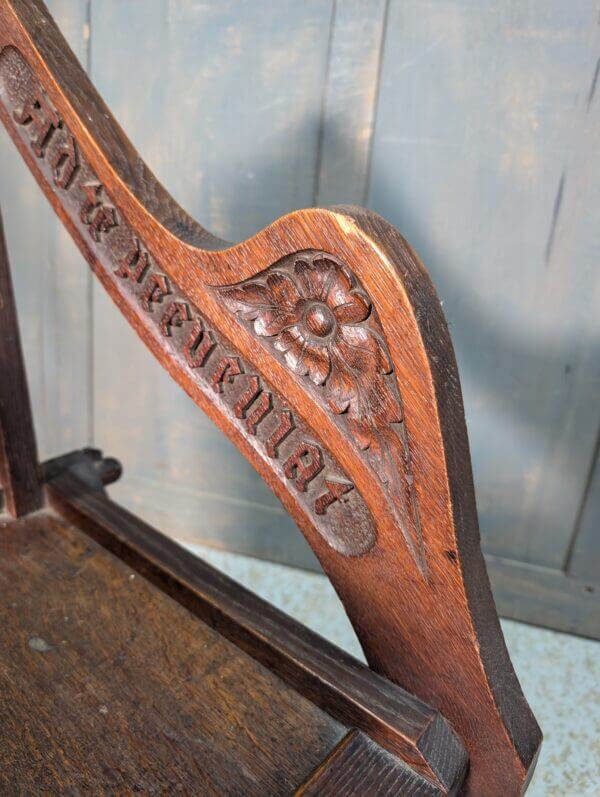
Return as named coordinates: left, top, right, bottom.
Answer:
left=0, top=1, right=541, bottom=795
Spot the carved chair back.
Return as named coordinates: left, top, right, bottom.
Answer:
left=0, top=2, right=542, bottom=794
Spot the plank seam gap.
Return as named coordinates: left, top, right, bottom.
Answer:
left=312, top=0, right=337, bottom=207
left=562, top=422, right=600, bottom=573
left=361, top=0, right=390, bottom=207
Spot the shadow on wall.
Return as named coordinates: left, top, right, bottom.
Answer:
left=93, top=105, right=597, bottom=573
left=213, top=118, right=600, bottom=563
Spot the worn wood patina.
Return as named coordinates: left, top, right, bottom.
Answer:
left=0, top=1, right=542, bottom=794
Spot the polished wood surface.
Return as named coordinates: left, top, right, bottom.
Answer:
left=45, top=449, right=467, bottom=794
left=0, top=1, right=542, bottom=793
left=0, top=511, right=346, bottom=795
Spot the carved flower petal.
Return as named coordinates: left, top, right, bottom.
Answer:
left=221, top=282, right=273, bottom=318
left=336, top=325, right=392, bottom=374
left=266, top=272, right=301, bottom=310
left=282, top=337, right=310, bottom=377
left=273, top=326, right=303, bottom=354
left=295, top=257, right=335, bottom=300
left=254, top=308, right=297, bottom=337
left=323, top=263, right=354, bottom=310
left=332, top=291, right=370, bottom=324
left=324, top=353, right=354, bottom=414
left=303, top=345, right=332, bottom=386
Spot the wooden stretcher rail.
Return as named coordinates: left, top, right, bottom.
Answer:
left=0, top=1, right=542, bottom=794
left=45, top=450, right=467, bottom=796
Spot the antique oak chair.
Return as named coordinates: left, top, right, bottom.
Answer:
left=0, top=1, right=542, bottom=794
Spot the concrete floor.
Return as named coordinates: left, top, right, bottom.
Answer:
left=187, top=543, right=600, bottom=797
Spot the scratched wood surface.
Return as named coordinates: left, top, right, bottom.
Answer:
left=0, top=0, right=598, bottom=634
left=0, top=511, right=348, bottom=795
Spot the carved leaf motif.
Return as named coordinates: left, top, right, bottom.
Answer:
left=219, top=252, right=426, bottom=572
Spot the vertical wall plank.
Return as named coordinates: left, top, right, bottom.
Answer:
left=90, top=0, right=333, bottom=555
left=315, top=0, right=388, bottom=206
left=568, top=437, right=600, bottom=583
left=367, top=0, right=600, bottom=568
left=0, top=0, right=91, bottom=459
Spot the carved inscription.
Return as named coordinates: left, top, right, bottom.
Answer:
left=0, top=46, right=376, bottom=557
left=315, top=479, right=354, bottom=516
left=80, top=182, right=118, bottom=241
left=160, top=301, right=190, bottom=336
left=266, top=410, right=294, bottom=458
left=116, top=238, right=149, bottom=283
left=184, top=319, right=215, bottom=368
left=13, top=91, right=59, bottom=156
left=218, top=250, right=426, bottom=571
left=283, top=444, right=323, bottom=493
left=51, top=132, right=79, bottom=189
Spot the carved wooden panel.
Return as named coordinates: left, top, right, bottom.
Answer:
left=219, top=252, right=425, bottom=570
left=0, top=44, right=374, bottom=558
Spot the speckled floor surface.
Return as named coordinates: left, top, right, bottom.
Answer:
left=185, top=543, right=600, bottom=797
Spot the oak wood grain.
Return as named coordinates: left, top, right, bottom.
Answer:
left=45, top=450, right=467, bottom=795
left=0, top=1, right=542, bottom=793
left=0, top=510, right=347, bottom=795
left=298, top=730, right=447, bottom=797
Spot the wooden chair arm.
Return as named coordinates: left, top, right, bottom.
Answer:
left=0, top=2, right=541, bottom=794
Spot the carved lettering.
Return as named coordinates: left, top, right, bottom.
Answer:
left=283, top=443, right=323, bottom=492
left=161, top=301, right=190, bottom=336
left=315, top=479, right=354, bottom=515
left=115, top=239, right=150, bottom=283
left=80, top=182, right=117, bottom=241
left=140, top=274, right=170, bottom=312
left=51, top=132, right=79, bottom=189
left=245, top=391, right=272, bottom=436
left=184, top=318, right=216, bottom=368
left=210, top=356, right=243, bottom=393
left=234, top=376, right=260, bottom=418
left=234, top=376, right=272, bottom=435
left=265, top=410, right=294, bottom=458
left=13, top=93, right=59, bottom=157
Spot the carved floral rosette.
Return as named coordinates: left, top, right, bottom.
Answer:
left=218, top=252, right=426, bottom=571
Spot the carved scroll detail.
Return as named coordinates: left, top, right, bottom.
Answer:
left=0, top=45, right=376, bottom=559
left=218, top=254, right=425, bottom=571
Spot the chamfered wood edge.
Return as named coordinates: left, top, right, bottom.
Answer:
left=43, top=450, right=468, bottom=795
left=296, top=729, right=458, bottom=796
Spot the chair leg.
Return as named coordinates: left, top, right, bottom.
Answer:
left=0, top=207, right=42, bottom=517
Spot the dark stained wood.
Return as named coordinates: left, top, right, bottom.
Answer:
left=0, top=510, right=347, bottom=796
left=298, top=730, right=446, bottom=797
left=45, top=450, right=468, bottom=796
left=0, top=207, right=42, bottom=517
left=0, top=1, right=542, bottom=794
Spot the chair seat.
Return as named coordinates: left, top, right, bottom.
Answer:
left=1, top=499, right=463, bottom=796
left=0, top=511, right=346, bottom=795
